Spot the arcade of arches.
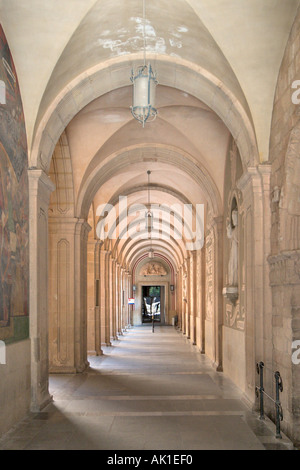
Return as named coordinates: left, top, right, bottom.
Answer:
left=1, top=0, right=300, bottom=449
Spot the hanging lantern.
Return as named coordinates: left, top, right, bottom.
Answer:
left=130, top=0, right=158, bottom=127
left=131, top=64, right=158, bottom=127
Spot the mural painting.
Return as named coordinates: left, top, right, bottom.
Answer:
left=0, top=24, right=29, bottom=343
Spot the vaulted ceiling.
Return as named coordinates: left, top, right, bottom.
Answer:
left=1, top=0, right=299, bottom=268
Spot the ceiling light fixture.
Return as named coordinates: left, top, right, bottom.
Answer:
left=131, top=0, right=158, bottom=127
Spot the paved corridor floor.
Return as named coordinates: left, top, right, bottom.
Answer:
left=0, top=326, right=295, bottom=450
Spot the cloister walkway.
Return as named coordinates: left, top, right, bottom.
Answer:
left=0, top=326, right=294, bottom=450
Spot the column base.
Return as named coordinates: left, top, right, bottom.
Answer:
left=31, top=393, right=53, bottom=413
left=76, top=360, right=90, bottom=373
left=49, top=366, right=77, bottom=374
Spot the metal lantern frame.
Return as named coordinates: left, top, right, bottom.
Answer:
left=131, top=64, right=158, bottom=127
left=131, top=0, right=158, bottom=127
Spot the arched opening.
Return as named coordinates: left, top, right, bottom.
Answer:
left=29, top=60, right=262, bottom=421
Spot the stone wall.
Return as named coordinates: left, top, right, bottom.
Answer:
left=270, top=7, right=300, bottom=255
left=269, top=6, right=300, bottom=446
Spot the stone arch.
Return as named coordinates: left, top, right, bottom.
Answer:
left=76, top=144, right=222, bottom=220
left=49, top=130, right=75, bottom=217
left=132, top=253, right=176, bottom=284
left=29, top=54, right=259, bottom=176
left=28, top=54, right=259, bottom=413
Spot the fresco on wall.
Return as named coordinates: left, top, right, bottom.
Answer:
left=0, top=24, right=29, bottom=343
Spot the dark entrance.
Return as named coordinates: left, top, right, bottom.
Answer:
left=142, top=286, right=161, bottom=324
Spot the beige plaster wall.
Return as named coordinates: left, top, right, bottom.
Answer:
left=222, top=326, right=246, bottom=392
left=0, top=340, right=31, bottom=438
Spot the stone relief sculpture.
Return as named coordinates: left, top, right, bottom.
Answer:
left=141, top=262, right=167, bottom=276
left=278, top=122, right=300, bottom=251
left=223, top=203, right=239, bottom=307
left=205, top=231, right=213, bottom=320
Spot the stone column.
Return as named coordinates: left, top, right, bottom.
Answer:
left=258, top=165, right=273, bottom=375
left=49, top=217, right=77, bottom=373
left=116, top=263, right=122, bottom=335
left=124, top=271, right=130, bottom=328
left=105, top=251, right=112, bottom=346
left=212, top=216, right=223, bottom=372
left=182, top=261, right=188, bottom=335
left=127, top=272, right=133, bottom=326
left=237, top=165, right=272, bottom=401
left=99, top=249, right=111, bottom=346
left=96, top=243, right=103, bottom=355
left=177, top=266, right=183, bottom=330
left=111, top=258, right=118, bottom=340
left=186, top=255, right=191, bottom=339
left=204, top=213, right=223, bottom=371
left=196, top=247, right=205, bottom=354
left=190, top=250, right=197, bottom=345
left=93, top=242, right=102, bottom=355
left=86, top=239, right=102, bottom=356
left=121, top=268, right=127, bottom=331
left=28, top=169, right=55, bottom=412
left=87, top=239, right=96, bottom=355
left=74, top=219, right=91, bottom=372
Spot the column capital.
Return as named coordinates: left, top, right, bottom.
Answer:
left=28, top=167, right=55, bottom=189
left=75, top=218, right=92, bottom=238
left=237, top=165, right=271, bottom=195
left=100, top=248, right=110, bottom=254
left=49, top=216, right=82, bottom=234
left=28, top=168, right=55, bottom=205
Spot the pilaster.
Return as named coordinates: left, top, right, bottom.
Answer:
left=28, top=169, right=55, bottom=411
left=111, top=258, right=118, bottom=340
left=212, top=215, right=224, bottom=372
left=237, top=165, right=272, bottom=400
left=74, top=219, right=91, bottom=372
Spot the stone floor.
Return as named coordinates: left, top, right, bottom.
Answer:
left=0, top=325, right=295, bottom=450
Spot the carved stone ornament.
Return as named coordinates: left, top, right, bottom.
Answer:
left=268, top=250, right=300, bottom=286
left=223, top=286, right=239, bottom=305
left=284, top=124, right=300, bottom=217
left=224, top=297, right=244, bottom=330
left=140, top=262, right=167, bottom=276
